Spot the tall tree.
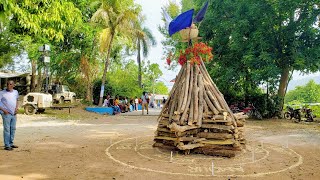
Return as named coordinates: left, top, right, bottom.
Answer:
left=191, top=0, right=320, bottom=111
left=2, top=0, right=82, bottom=91
left=134, top=24, right=156, bottom=88
left=91, top=0, right=141, bottom=106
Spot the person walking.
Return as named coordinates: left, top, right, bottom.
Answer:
left=134, top=96, right=139, bottom=111
left=141, top=92, right=149, bottom=115
left=0, top=80, right=19, bottom=151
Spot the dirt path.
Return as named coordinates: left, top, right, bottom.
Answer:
left=0, top=108, right=319, bottom=180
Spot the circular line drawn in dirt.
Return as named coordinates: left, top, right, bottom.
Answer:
left=105, top=136, right=303, bottom=177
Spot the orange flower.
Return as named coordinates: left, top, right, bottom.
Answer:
left=166, top=42, right=214, bottom=66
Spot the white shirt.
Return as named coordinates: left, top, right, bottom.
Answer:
left=0, top=89, right=19, bottom=115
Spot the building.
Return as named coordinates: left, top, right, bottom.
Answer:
left=0, top=71, right=31, bottom=95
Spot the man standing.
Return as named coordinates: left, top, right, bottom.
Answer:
left=0, top=80, right=19, bottom=151
left=141, top=92, right=149, bottom=115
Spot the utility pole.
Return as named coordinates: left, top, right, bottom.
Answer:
left=39, top=44, right=50, bottom=93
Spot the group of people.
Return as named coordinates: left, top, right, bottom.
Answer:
left=102, top=92, right=166, bottom=115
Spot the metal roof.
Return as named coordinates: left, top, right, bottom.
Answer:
left=0, top=72, right=30, bottom=78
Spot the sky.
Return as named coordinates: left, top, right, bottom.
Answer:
left=134, top=0, right=179, bottom=90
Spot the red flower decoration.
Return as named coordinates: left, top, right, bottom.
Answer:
left=166, top=42, right=214, bottom=66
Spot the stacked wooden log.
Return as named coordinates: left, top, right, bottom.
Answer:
left=153, top=61, right=248, bottom=157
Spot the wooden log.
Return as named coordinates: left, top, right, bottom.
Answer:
left=201, top=124, right=233, bottom=131
left=177, top=143, right=204, bottom=150
left=201, top=139, right=235, bottom=145
left=238, top=127, right=245, bottom=132
left=169, top=90, right=179, bottom=123
left=204, top=91, right=219, bottom=114
left=180, top=64, right=194, bottom=125
left=211, top=115, right=225, bottom=120
left=199, top=62, right=238, bottom=127
left=175, top=129, right=199, bottom=137
left=194, top=148, right=237, bottom=157
left=234, top=114, right=249, bottom=120
left=168, top=122, right=198, bottom=133
left=157, top=131, right=177, bottom=138
left=180, top=62, right=191, bottom=113
left=206, top=88, right=223, bottom=112
left=197, top=132, right=233, bottom=140
left=188, top=92, right=194, bottom=125
left=202, top=119, right=233, bottom=126
left=203, top=97, right=209, bottom=115
left=158, top=66, right=185, bottom=121
left=236, top=119, right=245, bottom=127
left=197, top=74, right=204, bottom=127
left=177, top=136, right=199, bottom=142
left=193, top=66, right=199, bottom=123
left=153, top=142, right=176, bottom=150
left=202, top=62, right=237, bottom=116
left=161, top=114, right=170, bottom=118
left=177, top=64, right=187, bottom=112
left=157, top=127, right=171, bottom=133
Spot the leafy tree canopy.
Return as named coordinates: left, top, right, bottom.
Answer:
left=285, top=80, right=320, bottom=104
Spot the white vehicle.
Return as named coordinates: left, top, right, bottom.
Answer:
left=50, top=85, right=76, bottom=104
left=23, top=92, right=53, bottom=115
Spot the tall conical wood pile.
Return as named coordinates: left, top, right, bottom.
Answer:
left=153, top=61, right=247, bottom=157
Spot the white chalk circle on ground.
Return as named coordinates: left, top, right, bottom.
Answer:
left=105, top=136, right=303, bottom=177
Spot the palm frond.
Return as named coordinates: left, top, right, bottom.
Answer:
left=143, top=27, right=157, bottom=46
left=98, top=28, right=111, bottom=53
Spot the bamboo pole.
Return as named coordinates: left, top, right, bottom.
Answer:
left=204, top=89, right=219, bottom=114
left=197, top=73, right=204, bottom=127
left=180, top=64, right=194, bottom=125
left=199, top=61, right=237, bottom=125
left=158, top=66, right=185, bottom=121
left=193, top=66, right=199, bottom=123
left=188, top=93, right=194, bottom=125
left=180, top=62, right=191, bottom=113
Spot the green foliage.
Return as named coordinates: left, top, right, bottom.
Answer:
left=7, top=0, right=82, bottom=41
left=189, top=0, right=320, bottom=109
left=107, top=60, right=142, bottom=97
left=311, top=105, right=320, bottom=118
left=154, top=82, right=169, bottom=95
left=285, top=80, right=320, bottom=104
left=0, top=22, right=19, bottom=67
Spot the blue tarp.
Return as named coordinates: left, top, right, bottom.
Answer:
left=85, top=105, right=142, bottom=115
left=85, top=107, right=114, bottom=115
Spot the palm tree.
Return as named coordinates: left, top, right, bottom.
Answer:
left=91, top=0, right=141, bottom=106
left=135, top=25, right=156, bottom=88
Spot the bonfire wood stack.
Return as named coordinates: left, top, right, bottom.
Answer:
left=153, top=61, right=247, bottom=157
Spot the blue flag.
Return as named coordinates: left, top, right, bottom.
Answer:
left=169, top=9, right=194, bottom=36
left=193, top=1, right=209, bottom=23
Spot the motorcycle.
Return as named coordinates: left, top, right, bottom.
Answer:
left=301, top=107, right=315, bottom=122
left=243, top=104, right=262, bottom=120
left=284, top=106, right=301, bottom=122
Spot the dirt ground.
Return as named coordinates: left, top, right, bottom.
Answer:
left=0, top=106, right=320, bottom=180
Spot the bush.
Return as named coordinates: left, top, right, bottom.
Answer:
left=310, top=105, right=320, bottom=117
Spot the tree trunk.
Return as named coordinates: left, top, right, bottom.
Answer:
left=277, top=67, right=290, bottom=111
left=30, top=59, right=37, bottom=92
left=98, top=31, right=115, bottom=106
left=137, top=40, right=142, bottom=88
